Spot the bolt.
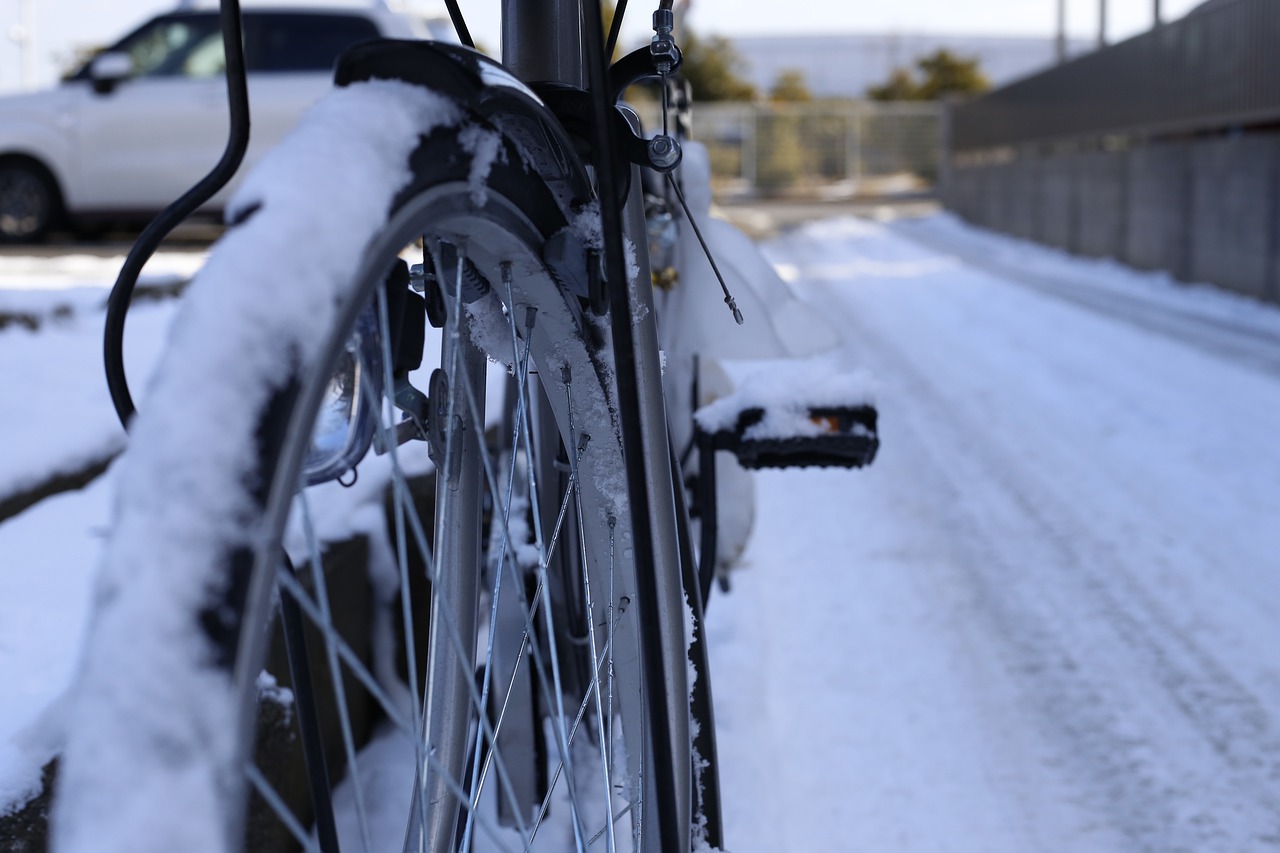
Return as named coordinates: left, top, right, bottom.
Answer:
left=408, top=263, right=427, bottom=292
left=648, top=135, right=681, bottom=170
left=651, top=8, right=677, bottom=75
left=653, top=8, right=674, bottom=36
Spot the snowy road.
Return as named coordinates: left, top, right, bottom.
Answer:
left=3, top=215, right=1280, bottom=850
left=710, top=216, right=1280, bottom=852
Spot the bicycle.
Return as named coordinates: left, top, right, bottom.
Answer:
left=51, top=2, right=878, bottom=851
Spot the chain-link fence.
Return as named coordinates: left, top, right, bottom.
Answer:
left=637, top=101, right=942, bottom=199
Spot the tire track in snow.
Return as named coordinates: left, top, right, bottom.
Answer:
left=846, top=311, right=1280, bottom=850
left=889, top=220, right=1280, bottom=380
left=787, top=232, right=1280, bottom=851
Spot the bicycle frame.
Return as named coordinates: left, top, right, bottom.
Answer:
left=503, top=0, right=589, bottom=87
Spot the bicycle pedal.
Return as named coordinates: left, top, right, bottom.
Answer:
left=695, top=366, right=879, bottom=470
left=706, top=404, right=878, bottom=469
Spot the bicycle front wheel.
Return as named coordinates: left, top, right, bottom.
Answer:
left=54, top=78, right=694, bottom=853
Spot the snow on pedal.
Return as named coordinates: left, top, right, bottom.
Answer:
left=695, top=360, right=880, bottom=469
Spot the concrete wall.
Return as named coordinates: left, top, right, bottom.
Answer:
left=1074, top=151, right=1128, bottom=261
left=1039, top=157, right=1076, bottom=251
left=943, top=132, right=1280, bottom=304
left=1187, top=136, right=1280, bottom=301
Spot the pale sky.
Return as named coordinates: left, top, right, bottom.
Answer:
left=1, top=0, right=1205, bottom=92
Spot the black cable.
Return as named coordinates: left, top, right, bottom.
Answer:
left=443, top=0, right=475, bottom=48
left=665, top=172, right=744, bottom=324
left=605, top=0, right=629, bottom=59
left=104, top=0, right=251, bottom=428
left=278, top=555, right=341, bottom=853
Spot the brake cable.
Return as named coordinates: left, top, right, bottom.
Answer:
left=441, top=0, right=475, bottom=49
left=103, top=0, right=251, bottom=428
left=665, top=173, right=743, bottom=324
left=648, top=1, right=744, bottom=325
left=606, top=0, right=630, bottom=59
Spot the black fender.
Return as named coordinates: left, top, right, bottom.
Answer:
left=335, top=40, right=593, bottom=217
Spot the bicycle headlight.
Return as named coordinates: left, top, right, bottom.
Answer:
left=301, top=307, right=383, bottom=486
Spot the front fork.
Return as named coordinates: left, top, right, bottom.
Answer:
left=416, top=318, right=488, bottom=852
left=617, top=136, right=695, bottom=853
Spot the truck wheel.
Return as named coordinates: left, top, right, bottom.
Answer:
left=0, top=160, right=60, bottom=244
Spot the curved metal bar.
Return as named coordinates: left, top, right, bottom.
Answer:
left=104, top=0, right=251, bottom=427
left=608, top=44, right=683, bottom=103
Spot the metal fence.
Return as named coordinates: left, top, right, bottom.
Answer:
left=638, top=101, right=942, bottom=198
left=952, top=0, right=1280, bottom=153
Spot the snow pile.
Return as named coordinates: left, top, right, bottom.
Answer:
left=458, top=124, right=504, bottom=207
left=568, top=200, right=603, bottom=251
left=694, top=357, right=878, bottom=438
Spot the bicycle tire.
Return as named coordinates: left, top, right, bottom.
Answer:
left=53, top=76, right=699, bottom=853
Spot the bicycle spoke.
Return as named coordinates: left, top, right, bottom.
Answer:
left=529, top=602, right=629, bottom=849
left=280, top=222, right=662, bottom=853
left=390, top=240, right=596, bottom=852
left=297, top=489, right=375, bottom=853
left=279, top=243, right=652, bottom=851
left=449, top=271, right=601, bottom=848
left=275, top=569, right=417, bottom=738
left=465, top=438, right=594, bottom=841
left=373, top=442, right=539, bottom=844
left=272, top=565, right=520, bottom=853
left=432, top=262, right=610, bottom=851
left=246, top=764, right=324, bottom=853
left=460, top=378, right=533, bottom=850
left=427, top=249, right=585, bottom=846
left=500, top=270, right=589, bottom=851
left=589, top=804, right=634, bottom=848
left=371, top=278, right=433, bottom=843
left=286, top=464, right=498, bottom=849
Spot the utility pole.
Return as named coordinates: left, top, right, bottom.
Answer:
left=1056, top=0, right=1067, bottom=64
left=1098, top=0, right=1108, bottom=49
left=1154, top=0, right=1162, bottom=26
left=10, top=0, right=36, bottom=90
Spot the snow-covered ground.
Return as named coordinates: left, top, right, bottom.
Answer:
left=0, top=250, right=202, bottom=504
left=3, top=213, right=1280, bottom=850
left=0, top=248, right=200, bottom=811
left=714, top=214, right=1280, bottom=852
